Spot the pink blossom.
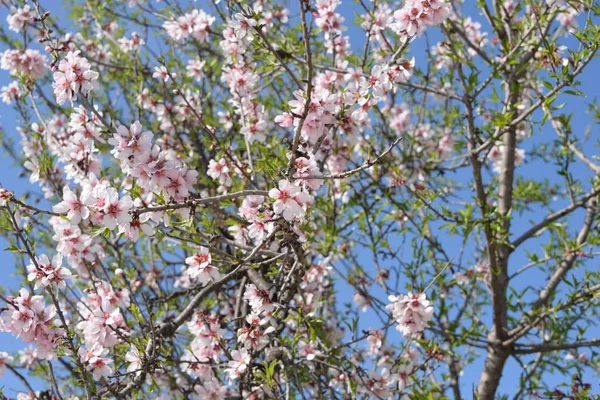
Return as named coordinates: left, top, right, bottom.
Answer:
left=1, top=81, right=22, bottom=104
left=163, top=9, right=215, bottom=43
left=79, top=344, right=113, bottom=380
left=237, top=313, right=275, bottom=349
left=153, top=65, right=173, bottom=82
left=194, top=380, right=227, bottom=400
left=298, top=340, right=321, bottom=361
left=225, top=349, right=251, bottom=380
left=26, top=254, right=73, bottom=290
left=269, top=179, right=310, bottom=221
left=386, top=292, right=434, bottom=337
left=185, top=247, right=221, bottom=284
left=94, top=187, right=132, bottom=230
left=0, top=188, right=13, bottom=206
left=1, top=49, right=46, bottom=79
left=125, top=346, right=142, bottom=375
left=1, top=288, right=61, bottom=358
left=186, top=59, right=206, bottom=81
left=7, top=5, right=32, bottom=33
left=207, top=158, right=232, bottom=187
left=0, top=351, right=13, bottom=378
left=243, top=284, right=275, bottom=314
left=52, top=51, right=99, bottom=105
left=53, top=185, right=94, bottom=224
left=391, top=0, right=450, bottom=37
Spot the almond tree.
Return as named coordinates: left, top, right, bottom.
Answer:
left=0, top=0, right=599, bottom=399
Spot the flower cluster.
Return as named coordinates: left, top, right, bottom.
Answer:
left=7, top=5, right=33, bottom=33
left=1, top=81, right=23, bottom=104
left=79, top=344, right=113, bottom=380
left=52, top=51, right=99, bottom=104
left=219, top=11, right=272, bottom=146
left=26, top=254, right=73, bottom=290
left=269, top=179, right=311, bottom=222
left=386, top=292, right=434, bottom=337
left=185, top=247, right=221, bottom=284
left=391, top=0, right=450, bottom=37
left=76, top=280, right=130, bottom=349
left=109, top=121, right=198, bottom=202
left=0, top=289, right=63, bottom=359
left=73, top=281, right=129, bottom=380
left=163, top=9, right=215, bottom=43
left=49, top=214, right=106, bottom=277
left=244, top=284, right=276, bottom=315
left=0, top=49, right=46, bottom=79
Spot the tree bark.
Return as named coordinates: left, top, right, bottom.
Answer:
left=477, top=340, right=511, bottom=399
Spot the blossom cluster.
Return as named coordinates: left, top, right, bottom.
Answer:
left=185, top=247, right=221, bottom=284
left=52, top=51, right=99, bottom=105
left=109, top=120, right=198, bottom=203
left=26, top=254, right=73, bottom=290
left=163, top=9, right=215, bottom=43
left=0, top=289, right=63, bottom=359
left=76, top=281, right=130, bottom=380
left=391, top=0, right=450, bottom=37
left=386, top=292, right=434, bottom=337
left=0, top=48, right=46, bottom=79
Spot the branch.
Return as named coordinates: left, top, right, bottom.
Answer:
left=293, top=137, right=402, bottom=181
left=133, top=190, right=269, bottom=215
left=511, top=186, right=600, bottom=249
left=513, top=338, right=600, bottom=355
left=286, top=0, right=313, bottom=178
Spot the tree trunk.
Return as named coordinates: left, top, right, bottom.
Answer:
left=477, top=342, right=510, bottom=399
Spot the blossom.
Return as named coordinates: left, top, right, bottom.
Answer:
left=153, top=65, right=173, bottom=82
left=225, top=349, right=251, bottom=381
left=269, top=179, right=310, bottom=221
left=125, top=346, right=142, bottom=375
left=207, top=158, right=232, bottom=187
left=1, top=81, right=22, bottom=104
left=26, top=254, right=73, bottom=290
left=1, top=288, right=61, bottom=358
left=397, top=363, right=414, bottom=390
left=52, top=51, right=99, bottom=104
left=163, top=9, right=215, bottom=43
left=243, top=284, right=275, bottom=314
left=94, top=187, right=133, bottom=230
left=391, top=0, right=450, bottom=37
left=247, top=215, right=275, bottom=243
left=0, top=351, right=13, bottom=378
left=109, top=121, right=154, bottom=166
left=293, top=156, right=323, bottom=191
left=237, top=313, right=275, bottom=349
left=298, top=340, right=321, bottom=361
left=18, top=347, right=38, bottom=369
left=117, top=32, right=145, bottom=52
left=194, top=380, right=227, bottom=400
left=118, top=214, right=154, bottom=241
left=386, top=292, right=434, bottom=337
left=53, top=185, right=94, bottom=224
left=186, top=247, right=221, bottom=284
left=1, top=49, right=46, bottom=79
left=488, top=144, right=526, bottom=174
left=353, top=291, right=370, bottom=312
left=0, top=188, right=13, bottom=206
left=79, top=344, right=113, bottom=380
left=7, top=5, right=32, bottom=33
left=76, top=304, right=124, bottom=349
left=186, top=59, right=206, bottom=81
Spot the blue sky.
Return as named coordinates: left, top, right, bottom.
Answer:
left=1, top=0, right=600, bottom=398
